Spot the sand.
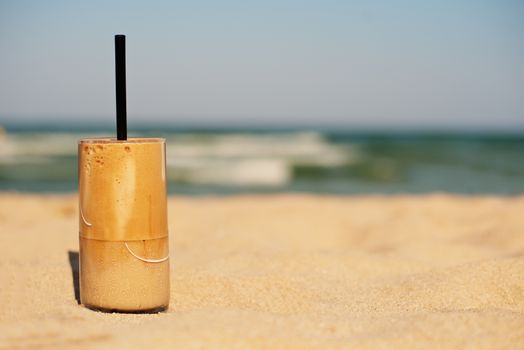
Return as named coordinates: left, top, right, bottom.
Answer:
left=0, top=193, right=523, bottom=349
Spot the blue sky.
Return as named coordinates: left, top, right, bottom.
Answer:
left=0, top=0, right=523, bottom=128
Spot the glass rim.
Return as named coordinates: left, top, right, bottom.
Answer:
left=78, top=137, right=165, bottom=144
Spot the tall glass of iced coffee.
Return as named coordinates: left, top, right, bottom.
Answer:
left=78, top=137, right=170, bottom=312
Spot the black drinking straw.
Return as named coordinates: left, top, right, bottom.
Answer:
left=115, top=34, right=127, bottom=140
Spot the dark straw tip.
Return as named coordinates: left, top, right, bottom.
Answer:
left=115, top=34, right=127, bottom=140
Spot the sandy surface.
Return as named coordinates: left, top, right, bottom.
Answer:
left=0, top=193, right=523, bottom=349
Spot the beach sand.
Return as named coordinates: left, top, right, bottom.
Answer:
left=0, top=193, right=523, bottom=349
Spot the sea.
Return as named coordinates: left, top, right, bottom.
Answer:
left=1, top=122, right=523, bottom=195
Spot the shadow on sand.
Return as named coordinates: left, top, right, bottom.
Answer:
left=68, top=251, right=80, bottom=304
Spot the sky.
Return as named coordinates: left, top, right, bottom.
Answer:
left=0, top=0, right=523, bottom=129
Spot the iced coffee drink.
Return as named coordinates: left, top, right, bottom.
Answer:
left=78, top=137, right=170, bottom=312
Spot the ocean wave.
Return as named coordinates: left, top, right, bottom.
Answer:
left=1, top=127, right=524, bottom=194
left=168, top=158, right=290, bottom=186
left=0, top=130, right=358, bottom=187
left=165, top=132, right=358, bottom=186
left=0, top=132, right=95, bottom=158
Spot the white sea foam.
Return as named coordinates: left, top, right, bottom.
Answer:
left=0, top=133, right=83, bottom=157
left=171, top=158, right=290, bottom=186
left=165, top=132, right=357, bottom=187
left=0, top=132, right=106, bottom=163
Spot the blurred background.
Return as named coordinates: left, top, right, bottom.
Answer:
left=1, top=0, right=523, bottom=195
